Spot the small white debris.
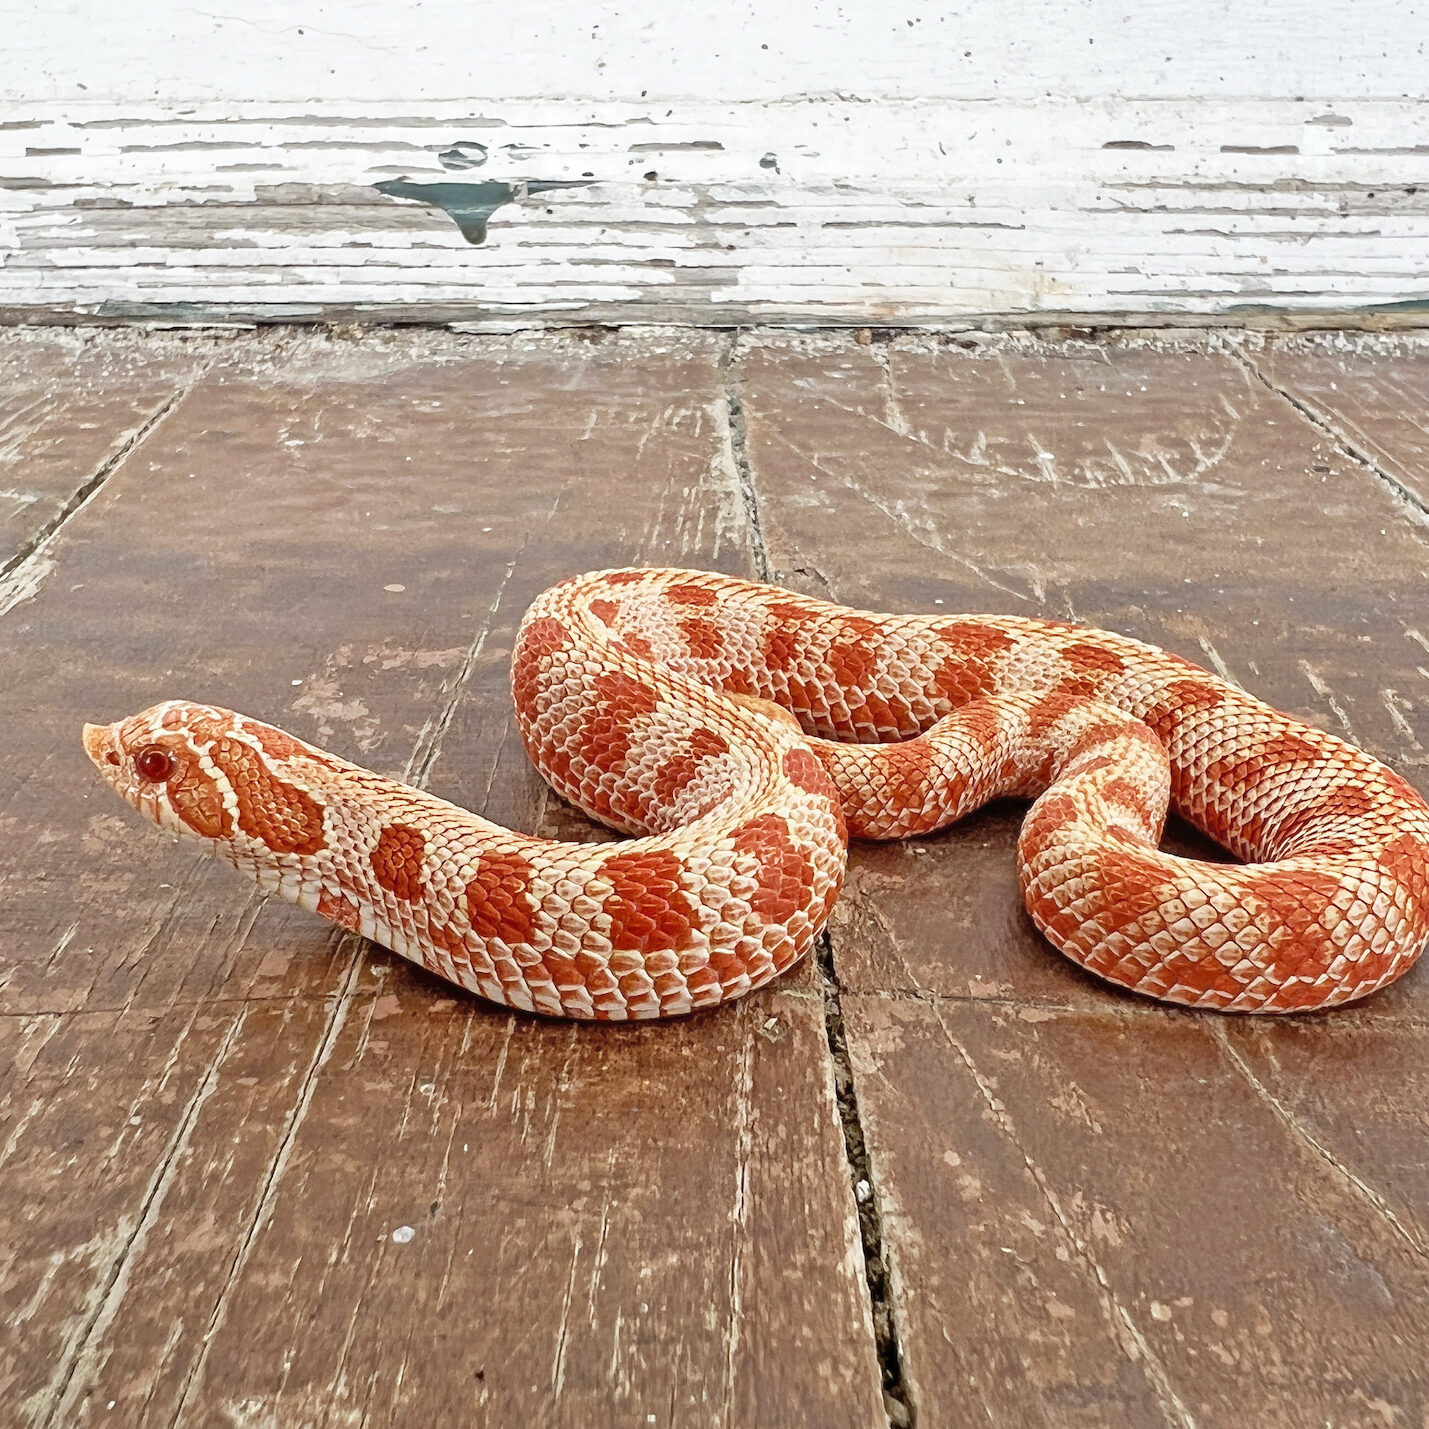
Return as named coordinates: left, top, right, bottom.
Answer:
left=855, top=1178, right=872, bottom=1202
left=391, top=1225, right=415, bottom=1244
left=291, top=679, right=302, bottom=686
left=384, top=583, right=406, bottom=593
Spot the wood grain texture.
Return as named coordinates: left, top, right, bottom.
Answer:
left=0, top=329, right=881, bottom=1427
left=0, top=330, right=208, bottom=572
left=3, top=97, right=1428, bottom=324
left=1246, top=333, right=1429, bottom=510
left=736, top=328, right=1429, bottom=1421
left=5, top=324, right=1428, bottom=1426
left=845, top=997, right=1429, bottom=1427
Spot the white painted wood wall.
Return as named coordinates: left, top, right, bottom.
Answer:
left=3, top=1, right=1427, bottom=325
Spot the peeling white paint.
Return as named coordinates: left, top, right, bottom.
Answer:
left=3, top=3, right=1427, bottom=321
left=10, top=0, right=1428, bottom=105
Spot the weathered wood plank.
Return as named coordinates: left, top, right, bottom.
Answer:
left=736, top=329, right=1429, bottom=1422
left=15, top=0, right=1427, bottom=108
left=0, top=330, right=208, bottom=573
left=160, top=984, right=873, bottom=1428
left=0, top=330, right=882, bottom=1427
left=3, top=98, right=1428, bottom=324
left=1247, top=334, right=1429, bottom=510
left=846, top=997, right=1429, bottom=1427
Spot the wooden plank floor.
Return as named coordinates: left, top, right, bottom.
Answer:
left=1, top=325, right=1426, bottom=1428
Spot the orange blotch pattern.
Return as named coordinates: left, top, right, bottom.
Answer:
left=1021, top=793, right=1081, bottom=850
left=579, top=670, right=662, bottom=776
left=1240, top=867, right=1347, bottom=979
left=167, top=753, right=233, bottom=840
left=827, top=634, right=878, bottom=688
left=783, top=746, right=836, bottom=800
left=679, top=616, right=724, bottom=660
left=666, top=582, right=718, bottom=607
left=877, top=740, right=935, bottom=812
left=733, top=813, right=815, bottom=926
left=205, top=736, right=327, bottom=855
left=1380, top=831, right=1429, bottom=914
left=763, top=623, right=800, bottom=672
left=1100, top=775, right=1155, bottom=826
left=938, top=623, right=1015, bottom=658
left=512, top=616, right=571, bottom=724
left=466, top=850, right=540, bottom=945
left=653, top=726, right=730, bottom=806
left=602, top=849, right=697, bottom=953
left=245, top=720, right=340, bottom=769
left=1062, top=641, right=1127, bottom=676
left=371, top=823, right=426, bottom=902
left=933, top=654, right=998, bottom=706
left=588, top=598, right=619, bottom=625
left=1140, top=679, right=1227, bottom=745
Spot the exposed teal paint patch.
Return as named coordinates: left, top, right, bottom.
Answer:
left=759, top=152, right=780, bottom=172
left=438, top=143, right=488, bottom=170
left=1361, top=298, right=1429, bottom=312
left=374, top=178, right=590, bottom=244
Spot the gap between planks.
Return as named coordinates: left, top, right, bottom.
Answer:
left=1217, top=335, right=1429, bottom=529
left=0, top=371, right=206, bottom=619
left=722, top=341, right=915, bottom=1428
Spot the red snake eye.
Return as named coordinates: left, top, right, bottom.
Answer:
left=135, top=746, right=176, bottom=783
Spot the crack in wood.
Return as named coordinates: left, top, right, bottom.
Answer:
left=1222, top=336, right=1429, bottom=528
left=725, top=366, right=909, bottom=1423
left=0, top=376, right=201, bottom=618
left=818, top=934, right=916, bottom=1429
left=718, top=330, right=770, bottom=583
left=1210, top=1025, right=1429, bottom=1258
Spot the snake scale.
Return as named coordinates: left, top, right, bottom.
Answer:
left=84, top=568, right=1429, bottom=1017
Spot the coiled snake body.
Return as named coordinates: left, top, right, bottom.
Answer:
left=85, top=568, right=1429, bottom=1016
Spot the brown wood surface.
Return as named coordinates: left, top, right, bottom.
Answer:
left=0, top=330, right=880, bottom=1428
left=1, top=326, right=1427, bottom=1427
left=0, top=330, right=211, bottom=574
left=1250, top=334, right=1429, bottom=511
left=739, top=330, right=1429, bottom=1426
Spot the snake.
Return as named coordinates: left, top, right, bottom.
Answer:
left=83, top=567, right=1429, bottom=1017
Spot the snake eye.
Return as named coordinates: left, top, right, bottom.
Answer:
left=135, top=745, right=176, bottom=783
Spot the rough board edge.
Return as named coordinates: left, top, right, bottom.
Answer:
left=2, top=304, right=1427, bottom=333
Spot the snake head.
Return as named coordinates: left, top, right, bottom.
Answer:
left=83, top=701, right=247, bottom=843
left=83, top=701, right=333, bottom=865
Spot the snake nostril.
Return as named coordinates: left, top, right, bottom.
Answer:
left=105, top=751, right=121, bottom=767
